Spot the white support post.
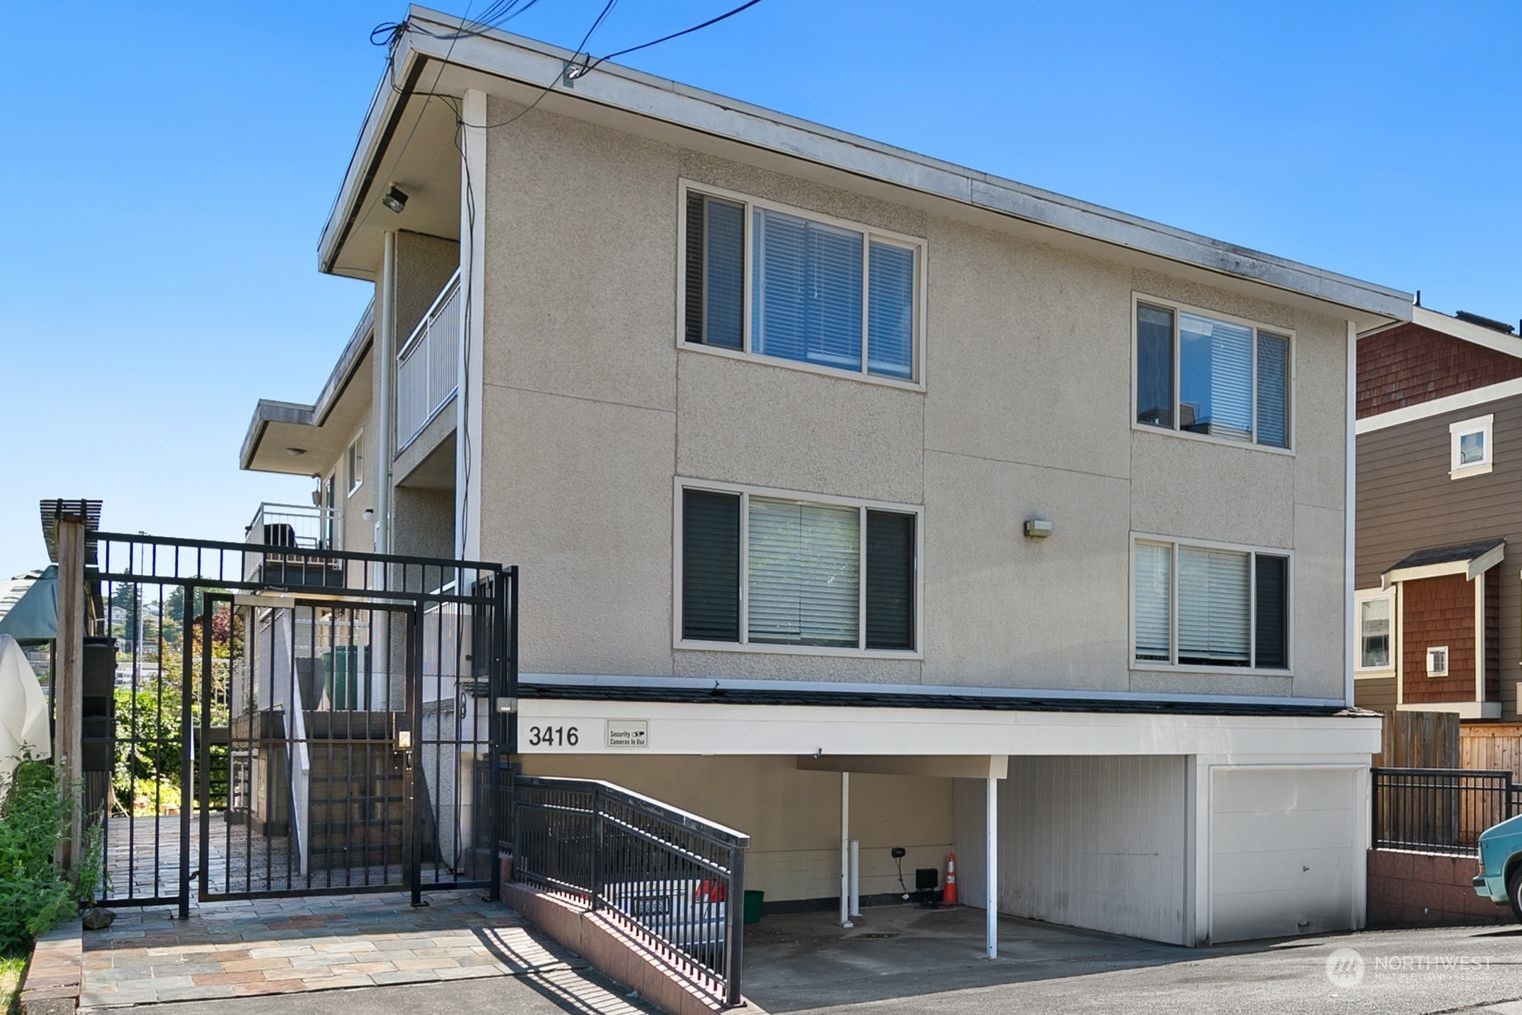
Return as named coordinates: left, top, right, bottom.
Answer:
left=840, top=772, right=852, bottom=928
left=456, top=87, right=487, bottom=563
left=985, top=774, right=997, bottom=959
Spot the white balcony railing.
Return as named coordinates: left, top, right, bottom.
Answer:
left=243, top=502, right=334, bottom=583
left=396, top=270, right=461, bottom=450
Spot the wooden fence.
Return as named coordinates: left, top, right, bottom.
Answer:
left=1370, top=710, right=1459, bottom=769
left=1460, top=723, right=1522, bottom=781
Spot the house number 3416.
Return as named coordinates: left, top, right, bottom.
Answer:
left=527, top=725, right=579, bottom=747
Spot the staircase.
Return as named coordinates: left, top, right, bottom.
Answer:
left=303, top=711, right=412, bottom=872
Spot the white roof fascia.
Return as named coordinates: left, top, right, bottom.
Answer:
left=239, top=301, right=375, bottom=469
left=1412, top=307, right=1522, bottom=358
left=1356, top=377, right=1522, bottom=435
left=318, top=8, right=1411, bottom=322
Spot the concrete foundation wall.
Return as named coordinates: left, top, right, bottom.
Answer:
left=518, top=755, right=952, bottom=905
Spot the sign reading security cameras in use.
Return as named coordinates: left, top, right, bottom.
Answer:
left=522, top=718, right=649, bottom=752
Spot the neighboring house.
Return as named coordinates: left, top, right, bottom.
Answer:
left=1355, top=306, right=1522, bottom=721
left=238, top=8, right=1410, bottom=946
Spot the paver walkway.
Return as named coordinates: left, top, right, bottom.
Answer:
left=81, top=890, right=589, bottom=1008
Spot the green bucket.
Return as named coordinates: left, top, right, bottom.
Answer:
left=743, top=890, right=764, bottom=925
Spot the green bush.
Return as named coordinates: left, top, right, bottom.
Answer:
left=0, top=760, right=101, bottom=954
left=0, top=761, right=72, bottom=953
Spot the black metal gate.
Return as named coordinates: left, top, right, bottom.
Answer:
left=88, top=531, right=515, bottom=915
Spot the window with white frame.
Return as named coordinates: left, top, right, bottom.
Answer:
left=1135, top=299, right=1291, bottom=449
left=1133, top=537, right=1289, bottom=669
left=1355, top=588, right=1395, bottom=673
left=1426, top=645, right=1449, bottom=677
left=682, top=186, right=921, bottom=382
left=679, top=483, right=918, bottom=652
left=1449, top=414, right=1493, bottom=479
left=347, top=431, right=364, bottom=496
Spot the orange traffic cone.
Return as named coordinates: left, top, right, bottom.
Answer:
left=943, top=852, right=958, bottom=906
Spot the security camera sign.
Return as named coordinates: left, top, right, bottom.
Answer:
left=606, top=719, right=650, bottom=750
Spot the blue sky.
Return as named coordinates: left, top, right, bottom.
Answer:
left=2, top=0, right=1518, bottom=578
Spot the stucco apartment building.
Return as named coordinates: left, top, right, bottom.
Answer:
left=239, top=8, right=1412, bottom=947
left=1355, top=307, right=1522, bottom=721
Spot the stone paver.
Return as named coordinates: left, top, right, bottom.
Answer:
left=80, top=890, right=575, bottom=1009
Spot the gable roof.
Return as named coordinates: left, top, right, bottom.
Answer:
left=1382, top=537, right=1505, bottom=587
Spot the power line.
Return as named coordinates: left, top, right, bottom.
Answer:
left=570, top=0, right=764, bottom=80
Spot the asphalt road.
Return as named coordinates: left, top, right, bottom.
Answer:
left=763, top=922, right=1522, bottom=1015
left=122, top=918, right=1522, bottom=1015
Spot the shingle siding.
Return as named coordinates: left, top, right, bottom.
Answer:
left=1400, top=573, right=1475, bottom=704
left=1358, top=322, right=1522, bottom=418
left=1356, top=399, right=1522, bottom=715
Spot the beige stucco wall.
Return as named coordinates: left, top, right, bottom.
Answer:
left=478, top=100, right=1350, bottom=702
left=520, top=754, right=952, bottom=904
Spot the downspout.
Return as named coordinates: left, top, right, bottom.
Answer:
left=376, top=231, right=396, bottom=555
left=1345, top=321, right=1356, bottom=709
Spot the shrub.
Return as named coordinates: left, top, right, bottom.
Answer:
left=0, top=759, right=102, bottom=953
left=0, top=761, right=72, bottom=953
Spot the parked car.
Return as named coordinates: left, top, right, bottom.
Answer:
left=1473, top=815, right=1522, bottom=918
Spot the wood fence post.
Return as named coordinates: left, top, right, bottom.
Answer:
left=53, top=512, right=86, bottom=870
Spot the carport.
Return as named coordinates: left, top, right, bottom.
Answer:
left=742, top=904, right=1196, bottom=1013
left=516, top=679, right=1381, bottom=951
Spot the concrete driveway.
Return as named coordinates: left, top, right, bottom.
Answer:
left=744, top=905, right=1522, bottom=1015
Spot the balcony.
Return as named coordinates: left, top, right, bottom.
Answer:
left=396, top=270, right=461, bottom=451
left=243, top=502, right=342, bottom=588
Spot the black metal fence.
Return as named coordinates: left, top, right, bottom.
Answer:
left=1371, top=767, right=1520, bottom=856
left=88, top=530, right=516, bottom=916
left=512, top=775, right=750, bottom=1007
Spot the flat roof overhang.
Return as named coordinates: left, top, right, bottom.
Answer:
left=241, top=302, right=375, bottom=475
left=514, top=680, right=1381, bottom=759
left=321, top=7, right=1412, bottom=329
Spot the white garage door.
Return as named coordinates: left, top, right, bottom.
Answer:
left=1210, top=766, right=1360, bottom=943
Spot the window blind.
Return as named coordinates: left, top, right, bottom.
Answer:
left=1257, top=333, right=1289, bottom=448
left=1180, top=312, right=1252, bottom=440
left=1177, top=546, right=1250, bottom=666
left=1134, top=542, right=1172, bottom=662
left=681, top=490, right=740, bottom=641
left=868, top=242, right=914, bottom=378
left=684, top=193, right=744, bottom=349
left=865, top=510, right=914, bottom=650
left=747, top=497, right=859, bottom=647
left=1254, top=554, right=1289, bottom=669
left=753, top=208, right=863, bottom=371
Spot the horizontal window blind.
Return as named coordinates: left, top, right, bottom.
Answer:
left=865, top=510, right=915, bottom=650
left=1180, top=312, right=1252, bottom=440
left=1177, top=546, right=1250, bottom=666
left=747, top=497, right=859, bottom=647
left=1257, top=332, right=1289, bottom=448
left=681, top=490, right=740, bottom=641
left=1134, top=542, right=1172, bottom=662
left=754, top=208, right=863, bottom=371
left=867, top=242, right=914, bottom=378
left=684, top=193, right=744, bottom=350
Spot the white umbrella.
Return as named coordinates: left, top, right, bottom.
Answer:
left=0, top=633, right=50, bottom=787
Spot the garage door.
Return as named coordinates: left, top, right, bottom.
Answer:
left=1210, top=766, right=1360, bottom=943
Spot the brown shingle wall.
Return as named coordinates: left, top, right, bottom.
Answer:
left=1358, top=322, right=1522, bottom=418
left=1401, top=573, right=1477, bottom=704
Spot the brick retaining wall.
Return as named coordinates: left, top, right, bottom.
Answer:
left=1367, top=849, right=1511, bottom=928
